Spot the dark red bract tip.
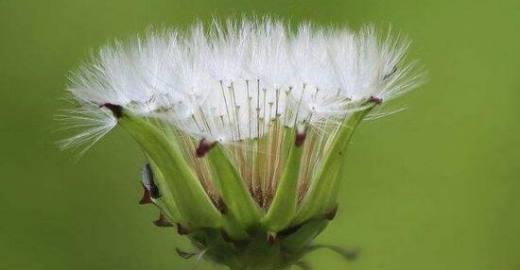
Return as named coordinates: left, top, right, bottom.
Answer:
left=267, top=232, right=277, bottom=245
left=325, top=205, right=338, bottom=220
left=295, top=131, right=307, bottom=147
left=196, top=138, right=216, bottom=157
left=369, top=96, right=383, bottom=105
left=139, top=186, right=153, bottom=205
left=101, top=103, right=123, bottom=118
left=153, top=213, right=173, bottom=227
left=176, top=223, right=192, bottom=235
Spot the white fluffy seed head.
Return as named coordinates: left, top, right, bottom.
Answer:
left=65, top=17, right=423, bottom=147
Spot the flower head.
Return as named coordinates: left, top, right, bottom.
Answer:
left=64, top=17, right=423, bottom=270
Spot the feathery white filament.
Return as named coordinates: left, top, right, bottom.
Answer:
left=66, top=18, right=422, bottom=146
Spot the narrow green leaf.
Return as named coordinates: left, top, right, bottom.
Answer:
left=118, top=110, right=222, bottom=228
left=207, top=145, right=261, bottom=230
left=262, top=130, right=304, bottom=231
left=294, top=107, right=374, bottom=224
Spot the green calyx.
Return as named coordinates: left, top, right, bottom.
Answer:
left=105, top=99, right=375, bottom=269
left=183, top=218, right=332, bottom=270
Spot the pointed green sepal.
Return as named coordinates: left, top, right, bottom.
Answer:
left=206, top=144, right=262, bottom=230
left=303, top=244, right=359, bottom=261
left=294, top=105, right=375, bottom=224
left=281, top=219, right=329, bottom=252
left=117, top=109, right=222, bottom=228
left=145, top=157, right=184, bottom=223
left=262, top=130, right=305, bottom=231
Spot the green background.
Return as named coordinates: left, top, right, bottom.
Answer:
left=1, top=0, right=519, bottom=269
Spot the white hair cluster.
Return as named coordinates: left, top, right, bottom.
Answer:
left=66, top=18, right=422, bottom=148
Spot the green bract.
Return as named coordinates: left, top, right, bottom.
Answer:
left=107, top=102, right=376, bottom=270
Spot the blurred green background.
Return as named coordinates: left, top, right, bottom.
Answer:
left=1, top=0, right=519, bottom=269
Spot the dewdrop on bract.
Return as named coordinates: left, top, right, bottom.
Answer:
left=63, top=17, right=424, bottom=270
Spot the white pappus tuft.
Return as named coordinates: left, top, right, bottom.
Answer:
left=64, top=19, right=426, bottom=206
left=64, top=18, right=423, bottom=149
left=57, top=100, right=118, bottom=154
